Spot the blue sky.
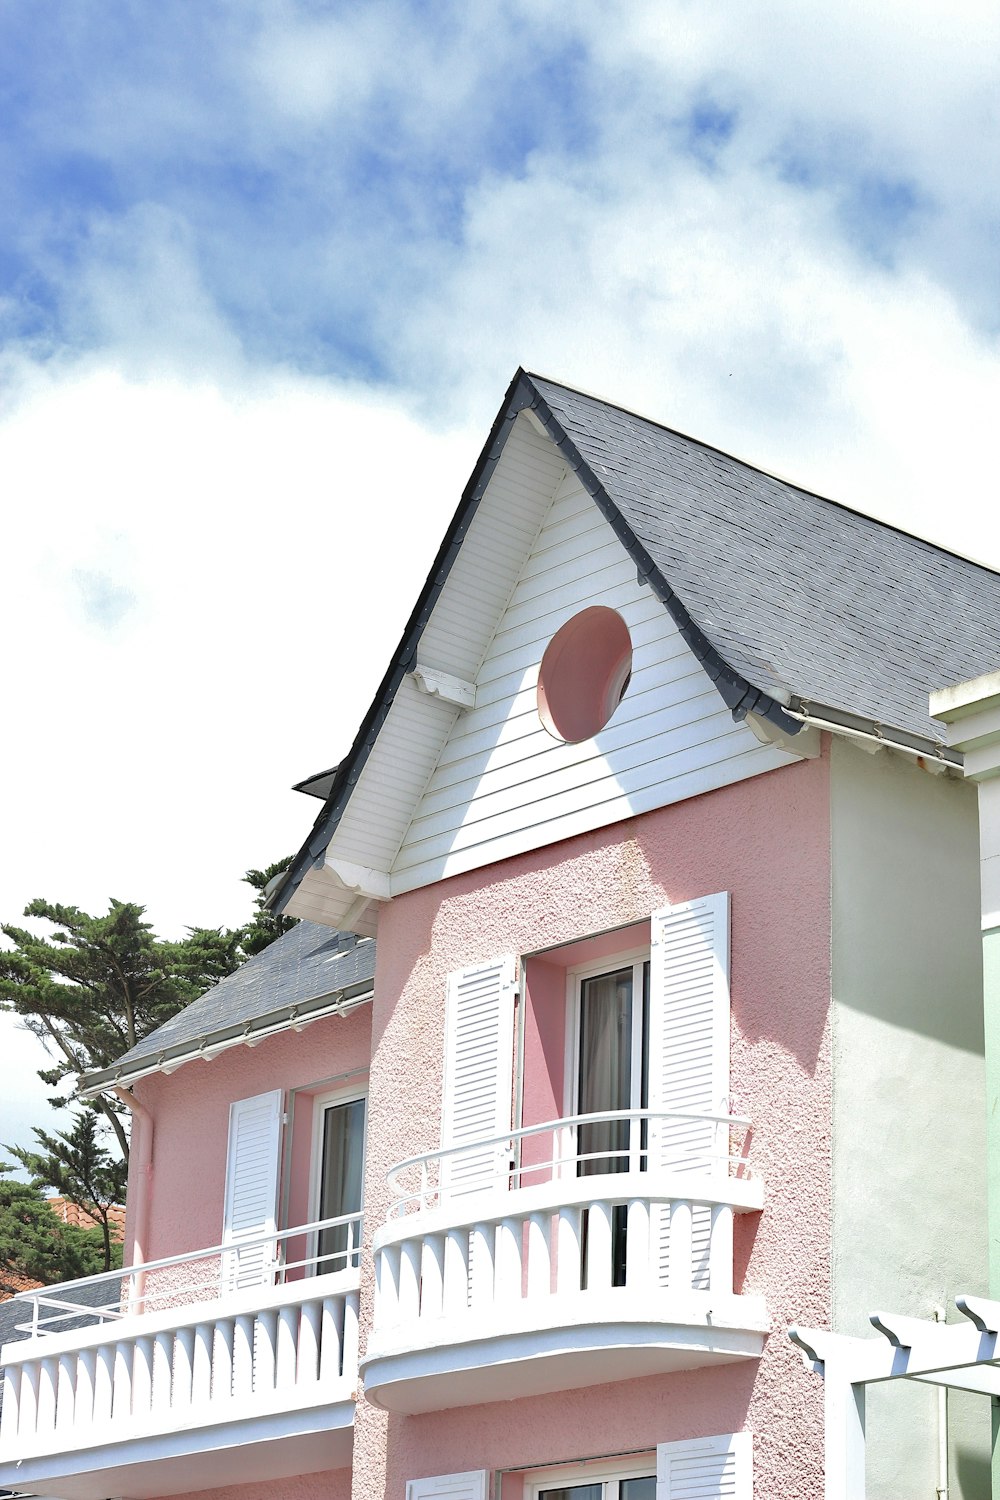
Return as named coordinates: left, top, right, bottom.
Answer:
left=0, top=0, right=998, bottom=1152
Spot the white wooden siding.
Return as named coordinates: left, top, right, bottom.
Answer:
left=289, top=415, right=567, bottom=928
left=393, top=473, right=789, bottom=892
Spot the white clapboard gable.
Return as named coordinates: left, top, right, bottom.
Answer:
left=393, top=471, right=790, bottom=894
left=407, top=1472, right=488, bottom=1500
left=221, top=1089, right=283, bottom=1291
left=656, top=1432, right=752, bottom=1498
left=648, top=894, right=730, bottom=1291
left=440, top=958, right=517, bottom=1197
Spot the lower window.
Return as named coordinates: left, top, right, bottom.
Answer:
left=525, top=1457, right=656, bottom=1500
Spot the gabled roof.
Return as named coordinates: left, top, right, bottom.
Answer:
left=79, top=922, right=375, bottom=1095
left=272, top=368, right=1000, bottom=920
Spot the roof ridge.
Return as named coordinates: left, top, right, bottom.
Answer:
left=526, top=370, right=1000, bottom=580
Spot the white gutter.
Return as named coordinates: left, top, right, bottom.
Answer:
left=786, top=700, right=960, bottom=769
left=78, top=985, right=374, bottom=1097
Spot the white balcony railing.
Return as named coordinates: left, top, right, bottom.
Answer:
left=362, top=1111, right=766, bottom=1414
left=0, top=1212, right=362, bottom=1500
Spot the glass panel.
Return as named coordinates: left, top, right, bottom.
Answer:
left=577, top=967, right=632, bottom=1175
left=539, top=1487, right=602, bottom=1500
left=621, top=1480, right=656, bottom=1500
left=317, top=1097, right=365, bottom=1272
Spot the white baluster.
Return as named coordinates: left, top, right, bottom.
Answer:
left=18, top=1360, right=39, bottom=1439
left=192, top=1322, right=214, bottom=1405
left=421, top=1234, right=445, bottom=1320
left=669, top=1199, right=693, bottom=1294
left=470, top=1222, right=495, bottom=1309
left=35, top=1356, right=57, bottom=1437
left=151, top=1332, right=173, bottom=1414
left=398, top=1238, right=422, bottom=1321
left=709, top=1202, right=734, bottom=1295
left=0, top=1369, right=20, bottom=1441
left=93, top=1342, right=115, bottom=1428
left=233, top=1315, right=255, bottom=1398
left=131, top=1335, right=154, bottom=1419
left=526, top=1212, right=551, bottom=1299
left=625, top=1198, right=651, bottom=1289
left=255, top=1309, right=278, bottom=1393
left=214, top=1319, right=234, bottom=1400
left=276, top=1306, right=299, bottom=1390
left=56, top=1353, right=77, bottom=1433
left=319, top=1295, right=345, bottom=1383
left=586, top=1200, right=614, bottom=1291
left=298, top=1298, right=322, bottom=1383
left=173, top=1327, right=195, bottom=1409
left=342, top=1289, right=360, bottom=1382
left=443, top=1228, right=469, bottom=1316
left=75, top=1349, right=96, bottom=1428
left=113, top=1341, right=133, bottom=1423
left=494, top=1217, right=522, bottom=1307
left=557, top=1206, right=583, bottom=1293
left=377, top=1243, right=401, bottom=1329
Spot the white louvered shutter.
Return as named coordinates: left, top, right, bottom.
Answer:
left=657, top=1431, right=751, bottom=1498
left=647, top=892, right=730, bottom=1290
left=440, top=958, right=517, bottom=1199
left=221, top=1089, right=283, bottom=1291
left=406, top=1471, right=488, bottom=1500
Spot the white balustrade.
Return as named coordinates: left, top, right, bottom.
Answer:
left=371, top=1109, right=762, bottom=1343
left=0, top=1212, right=362, bottom=1463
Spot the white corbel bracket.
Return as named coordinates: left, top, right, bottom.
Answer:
left=325, top=858, right=391, bottom=903
left=411, top=663, right=477, bottom=710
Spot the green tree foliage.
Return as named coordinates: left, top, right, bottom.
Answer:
left=0, top=1162, right=108, bottom=1295
left=6, top=1114, right=127, bottom=1275
left=241, top=858, right=299, bottom=957
left=0, top=862, right=297, bottom=1217
left=0, top=898, right=244, bottom=1165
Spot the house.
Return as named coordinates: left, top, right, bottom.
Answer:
left=1, top=369, right=997, bottom=1500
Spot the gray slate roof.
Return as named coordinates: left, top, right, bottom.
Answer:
left=533, top=375, right=1000, bottom=743
left=87, top=923, right=376, bottom=1086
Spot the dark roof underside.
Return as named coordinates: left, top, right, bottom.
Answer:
left=531, top=375, right=1000, bottom=743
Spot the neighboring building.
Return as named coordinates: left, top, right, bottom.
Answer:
left=1, top=371, right=997, bottom=1500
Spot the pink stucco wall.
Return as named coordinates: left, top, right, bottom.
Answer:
left=157, top=1468, right=351, bottom=1500
left=354, top=748, right=832, bottom=1500
left=126, top=1004, right=371, bottom=1268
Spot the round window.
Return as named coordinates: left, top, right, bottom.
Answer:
left=537, top=606, right=633, bottom=743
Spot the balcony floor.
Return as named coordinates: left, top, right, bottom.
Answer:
left=0, top=1394, right=354, bottom=1500
left=361, top=1288, right=768, bottom=1414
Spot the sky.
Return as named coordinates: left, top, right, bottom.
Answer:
left=1, top=0, right=998, bottom=1159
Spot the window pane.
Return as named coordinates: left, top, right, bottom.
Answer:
left=318, top=1097, right=365, bottom=1272
left=621, top=1479, right=656, bottom=1500
left=578, top=967, right=632, bottom=1174
left=539, top=1487, right=602, bottom=1500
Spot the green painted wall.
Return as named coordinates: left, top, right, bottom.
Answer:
left=830, top=736, right=990, bottom=1499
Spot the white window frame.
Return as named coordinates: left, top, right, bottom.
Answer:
left=562, top=945, right=650, bottom=1176
left=307, top=1083, right=368, bottom=1275
left=523, top=1451, right=656, bottom=1498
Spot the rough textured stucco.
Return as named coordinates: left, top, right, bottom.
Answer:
left=830, top=737, right=989, bottom=1500
left=156, top=1467, right=351, bottom=1500
left=126, top=1005, right=371, bottom=1268
left=355, top=750, right=832, bottom=1500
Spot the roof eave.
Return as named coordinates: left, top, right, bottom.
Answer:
left=78, top=981, right=375, bottom=1097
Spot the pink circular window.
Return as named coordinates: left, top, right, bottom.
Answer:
left=537, top=607, right=633, bottom=743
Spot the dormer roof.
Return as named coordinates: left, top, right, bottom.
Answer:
left=271, top=368, right=1000, bottom=929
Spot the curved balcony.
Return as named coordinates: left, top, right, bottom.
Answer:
left=361, top=1110, right=766, bottom=1414
left=0, top=1212, right=361, bottom=1500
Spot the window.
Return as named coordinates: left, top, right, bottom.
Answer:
left=311, top=1089, right=366, bottom=1274
left=537, top=607, right=633, bottom=743
left=524, top=1455, right=656, bottom=1499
